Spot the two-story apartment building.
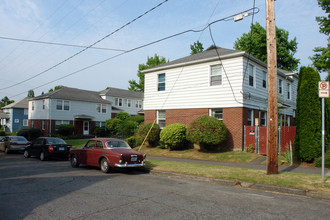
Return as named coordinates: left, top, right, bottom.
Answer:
left=1, top=97, right=29, bottom=133
left=142, top=46, right=298, bottom=150
left=29, top=86, right=144, bottom=136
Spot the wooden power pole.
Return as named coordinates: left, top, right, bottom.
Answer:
left=266, top=0, right=278, bottom=174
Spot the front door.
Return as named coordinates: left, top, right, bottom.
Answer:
left=83, top=121, right=89, bottom=135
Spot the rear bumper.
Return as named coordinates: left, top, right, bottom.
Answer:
left=45, top=151, right=69, bottom=158
left=114, top=161, right=145, bottom=168
left=8, top=145, right=28, bottom=151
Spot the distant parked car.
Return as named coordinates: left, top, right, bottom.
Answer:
left=0, top=136, right=4, bottom=142
left=24, top=137, right=71, bottom=161
left=0, top=136, right=30, bottom=154
left=69, top=138, right=146, bottom=173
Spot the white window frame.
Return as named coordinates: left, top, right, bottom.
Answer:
left=209, top=108, right=223, bottom=120
left=248, top=64, right=255, bottom=87
left=31, top=102, right=35, bottom=111
left=260, top=111, right=267, bottom=126
left=24, top=108, right=28, bottom=115
left=127, top=99, right=131, bottom=108
left=14, top=119, right=19, bottom=123
left=55, top=120, right=70, bottom=130
left=278, top=79, right=283, bottom=94
left=96, top=104, right=106, bottom=113
left=287, top=83, right=291, bottom=100
left=42, top=120, right=45, bottom=130
left=158, top=73, right=166, bottom=91
left=210, top=64, right=222, bottom=86
left=42, top=100, right=45, bottom=110
left=262, top=71, right=267, bottom=88
left=157, top=110, right=166, bottom=128
left=247, top=109, right=254, bottom=126
left=23, top=119, right=28, bottom=127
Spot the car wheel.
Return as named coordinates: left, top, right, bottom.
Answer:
left=70, top=155, right=80, bottom=168
left=40, top=152, right=46, bottom=161
left=5, top=147, right=9, bottom=154
left=100, top=158, right=110, bottom=173
left=24, top=150, right=30, bottom=158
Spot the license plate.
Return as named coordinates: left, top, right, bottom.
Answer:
left=131, top=155, right=137, bottom=162
left=59, top=147, right=65, bottom=151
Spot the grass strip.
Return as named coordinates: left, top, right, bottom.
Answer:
left=146, top=159, right=330, bottom=193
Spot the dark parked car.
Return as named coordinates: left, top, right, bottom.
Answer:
left=0, top=136, right=30, bottom=154
left=69, top=138, right=146, bottom=173
left=24, top=137, right=72, bottom=161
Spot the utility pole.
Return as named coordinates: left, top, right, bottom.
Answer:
left=266, top=0, right=278, bottom=174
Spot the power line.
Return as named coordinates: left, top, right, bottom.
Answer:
left=0, top=36, right=127, bottom=52
left=9, top=7, right=259, bottom=99
left=0, top=0, right=169, bottom=92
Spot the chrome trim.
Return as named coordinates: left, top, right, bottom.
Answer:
left=114, top=161, right=145, bottom=168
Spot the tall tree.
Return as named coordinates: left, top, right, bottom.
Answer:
left=294, top=66, right=322, bottom=162
left=190, top=40, right=204, bottom=55
left=48, top=85, right=63, bottom=93
left=0, top=96, right=14, bottom=108
left=234, top=22, right=299, bottom=72
left=316, top=0, right=330, bottom=36
left=27, top=90, right=35, bottom=98
left=128, top=54, right=167, bottom=92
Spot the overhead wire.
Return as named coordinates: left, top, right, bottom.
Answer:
left=8, top=6, right=259, bottom=99
left=0, top=0, right=169, bottom=92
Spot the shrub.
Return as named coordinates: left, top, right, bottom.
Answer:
left=57, top=124, right=75, bottom=136
left=105, top=118, right=122, bottom=137
left=129, top=115, right=144, bottom=124
left=314, top=151, right=330, bottom=168
left=245, top=144, right=255, bottom=153
left=93, top=127, right=108, bottom=137
left=115, top=112, right=130, bottom=121
left=160, top=123, right=187, bottom=150
left=17, top=128, right=42, bottom=141
left=187, top=115, right=227, bottom=150
left=0, top=128, right=6, bottom=136
left=126, top=136, right=137, bottom=148
left=136, top=123, right=160, bottom=147
left=118, top=120, right=138, bottom=138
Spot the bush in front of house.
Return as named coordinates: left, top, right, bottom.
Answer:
left=0, top=128, right=5, bottom=136
left=136, top=123, right=160, bottom=147
left=129, top=115, right=144, bottom=124
left=187, top=115, right=227, bottom=151
left=160, top=123, right=187, bottom=150
left=93, top=127, right=109, bottom=137
left=314, top=151, right=330, bottom=168
left=17, top=128, right=42, bottom=141
left=57, top=124, right=75, bottom=136
left=115, top=112, right=130, bottom=121
left=105, top=118, right=121, bottom=137
left=118, top=120, right=138, bottom=138
left=126, top=136, right=137, bottom=148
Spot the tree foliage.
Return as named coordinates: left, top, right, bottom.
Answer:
left=128, top=54, right=167, bottom=92
left=316, top=0, right=330, bottom=36
left=49, top=85, right=63, bottom=93
left=136, top=123, right=160, bottom=147
left=160, top=123, right=187, bottom=150
left=234, top=22, right=299, bottom=71
left=27, top=90, right=35, bottom=98
left=190, top=40, right=204, bottom=55
left=294, top=67, right=322, bottom=162
left=0, top=96, right=14, bottom=108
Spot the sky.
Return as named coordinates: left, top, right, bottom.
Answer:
left=0, top=0, right=328, bottom=102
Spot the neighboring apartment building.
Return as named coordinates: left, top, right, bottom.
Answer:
left=0, top=97, right=29, bottom=133
left=142, top=46, right=298, bottom=150
left=28, top=86, right=143, bottom=136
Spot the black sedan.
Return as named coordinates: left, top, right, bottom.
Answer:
left=24, top=137, right=71, bottom=161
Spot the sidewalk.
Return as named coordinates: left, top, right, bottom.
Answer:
left=148, top=155, right=330, bottom=175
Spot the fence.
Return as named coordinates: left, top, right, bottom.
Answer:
left=244, top=126, right=296, bottom=155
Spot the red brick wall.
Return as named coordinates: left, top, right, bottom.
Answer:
left=166, top=109, right=209, bottom=126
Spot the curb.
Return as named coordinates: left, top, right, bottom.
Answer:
left=149, top=170, right=330, bottom=201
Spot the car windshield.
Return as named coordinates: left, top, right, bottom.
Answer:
left=106, top=140, right=131, bottom=149
left=10, top=136, right=28, bottom=142
left=46, top=138, right=67, bottom=145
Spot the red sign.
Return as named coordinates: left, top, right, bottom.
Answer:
left=319, top=81, right=329, bottom=98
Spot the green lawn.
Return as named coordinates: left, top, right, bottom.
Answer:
left=66, top=139, right=88, bottom=148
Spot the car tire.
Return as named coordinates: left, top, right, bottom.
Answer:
left=5, top=147, right=9, bottom=154
left=40, top=152, right=46, bottom=161
left=70, top=155, right=80, bottom=168
left=24, top=150, right=30, bottom=158
left=100, top=158, right=110, bottom=173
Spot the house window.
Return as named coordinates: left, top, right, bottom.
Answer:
left=260, top=111, right=267, bottom=126
left=209, top=108, right=223, bottom=120
left=23, top=119, right=28, bottom=127
left=96, top=104, right=101, bottom=113
left=56, top=100, right=70, bottom=111
left=95, top=122, right=105, bottom=127
left=210, top=65, right=222, bottom=86
left=135, top=100, right=138, bottom=108
left=136, top=100, right=142, bottom=108
left=42, top=120, right=45, bottom=130
left=248, top=64, right=255, bottom=87
left=55, top=120, right=70, bottom=130
left=42, top=100, right=45, bottom=110
left=119, top=98, right=123, bottom=107
left=56, top=100, right=62, bottom=110
left=287, top=83, right=291, bottom=100
left=247, top=110, right=254, bottom=126
left=278, top=79, right=283, bottom=94
left=96, top=104, right=106, bottom=113
left=115, top=98, right=118, bottom=106
left=262, top=71, right=267, bottom=88
left=157, top=110, right=166, bottom=128
left=64, top=101, right=70, bottom=111
left=102, top=104, right=106, bottom=113
left=139, top=101, right=142, bottom=109
left=31, top=102, right=35, bottom=111
left=128, top=99, right=131, bottom=108
left=158, top=73, right=166, bottom=91
left=14, top=119, right=19, bottom=123
left=24, top=108, right=28, bottom=115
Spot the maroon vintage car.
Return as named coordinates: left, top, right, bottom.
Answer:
left=69, top=138, right=146, bottom=173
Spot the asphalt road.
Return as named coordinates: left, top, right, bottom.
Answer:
left=1, top=153, right=330, bottom=220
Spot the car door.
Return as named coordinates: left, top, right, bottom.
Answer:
left=30, top=138, right=43, bottom=156
left=85, top=140, right=97, bottom=166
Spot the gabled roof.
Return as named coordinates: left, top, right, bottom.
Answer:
left=30, top=87, right=111, bottom=104
left=2, top=97, right=29, bottom=109
left=99, top=87, right=143, bottom=99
